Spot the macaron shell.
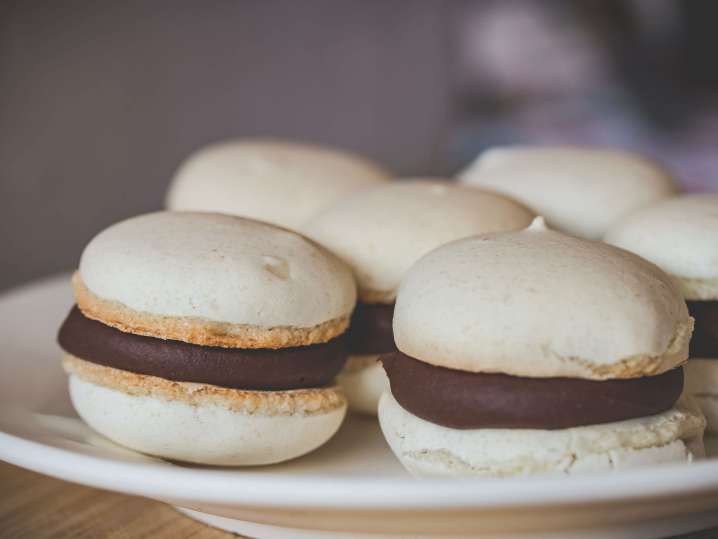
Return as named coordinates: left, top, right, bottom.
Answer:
left=166, top=139, right=390, bottom=229
left=678, top=277, right=718, bottom=302
left=378, top=392, right=706, bottom=478
left=684, top=358, right=718, bottom=433
left=459, top=146, right=675, bottom=239
left=64, top=355, right=348, bottom=466
left=604, top=194, right=718, bottom=300
left=69, top=375, right=347, bottom=466
left=336, top=354, right=389, bottom=416
left=393, top=220, right=692, bottom=379
left=73, top=273, right=349, bottom=348
left=303, top=180, right=534, bottom=302
left=78, top=212, right=357, bottom=340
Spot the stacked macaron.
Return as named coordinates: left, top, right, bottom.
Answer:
left=57, top=212, right=356, bottom=465
left=459, top=146, right=676, bottom=239
left=379, top=218, right=705, bottom=477
left=302, top=181, right=534, bottom=414
left=166, top=139, right=391, bottom=229
left=605, top=195, right=718, bottom=432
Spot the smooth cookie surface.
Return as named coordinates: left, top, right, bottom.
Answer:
left=393, top=219, right=692, bottom=380
left=75, top=212, right=356, bottom=347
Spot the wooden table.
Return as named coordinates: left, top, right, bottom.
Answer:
left=0, top=462, right=236, bottom=538
left=1, top=461, right=716, bottom=539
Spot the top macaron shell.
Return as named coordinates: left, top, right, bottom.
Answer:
left=459, top=146, right=676, bottom=240
left=302, top=180, right=535, bottom=303
left=393, top=218, right=692, bottom=380
left=79, top=212, right=356, bottom=328
left=166, top=139, right=391, bottom=229
left=604, top=194, right=718, bottom=300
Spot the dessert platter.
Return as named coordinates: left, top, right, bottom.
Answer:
left=1, top=141, right=718, bottom=538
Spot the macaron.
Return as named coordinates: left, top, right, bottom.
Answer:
left=459, top=146, right=676, bottom=239
left=605, top=194, right=718, bottom=432
left=58, top=211, right=356, bottom=465
left=302, top=180, right=534, bottom=415
left=166, top=139, right=391, bottom=229
left=379, top=217, right=705, bottom=478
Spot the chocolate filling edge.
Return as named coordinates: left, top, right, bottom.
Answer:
left=346, top=302, right=397, bottom=355
left=687, top=301, right=718, bottom=359
left=381, top=352, right=684, bottom=430
left=58, top=306, right=348, bottom=391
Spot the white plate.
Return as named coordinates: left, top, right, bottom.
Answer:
left=1, top=275, right=718, bottom=539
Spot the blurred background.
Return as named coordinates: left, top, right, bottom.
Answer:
left=1, top=0, right=717, bottom=291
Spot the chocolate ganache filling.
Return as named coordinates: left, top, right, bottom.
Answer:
left=687, top=301, right=718, bottom=358
left=381, top=352, right=684, bottom=430
left=346, top=302, right=397, bottom=355
left=58, top=306, right=347, bottom=390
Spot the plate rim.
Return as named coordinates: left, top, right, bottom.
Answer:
left=2, top=427, right=718, bottom=509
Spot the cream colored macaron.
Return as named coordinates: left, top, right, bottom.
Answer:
left=303, top=180, right=534, bottom=415
left=379, top=218, right=700, bottom=478
left=459, top=146, right=676, bottom=239
left=379, top=392, right=704, bottom=478
left=303, top=180, right=534, bottom=303
left=166, top=139, right=391, bottom=229
left=394, top=217, right=692, bottom=380
left=605, top=194, right=718, bottom=432
left=604, top=194, right=718, bottom=300
left=77, top=211, right=356, bottom=348
left=59, top=211, right=355, bottom=466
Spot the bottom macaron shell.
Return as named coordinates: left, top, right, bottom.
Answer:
left=336, top=355, right=389, bottom=416
left=378, top=392, right=706, bottom=478
left=67, top=375, right=347, bottom=466
left=685, top=358, right=718, bottom=433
